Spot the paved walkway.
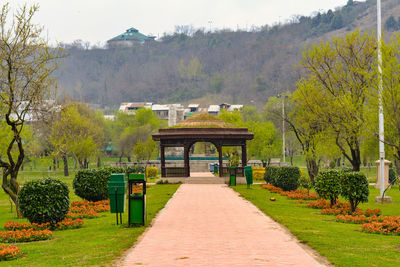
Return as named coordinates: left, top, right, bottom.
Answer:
left=123, top=184, right=326, bottom=266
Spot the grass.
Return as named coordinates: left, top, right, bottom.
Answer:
left=233, top=185, right=400, bottom=267
left=0, top=183, right=179, bottom=266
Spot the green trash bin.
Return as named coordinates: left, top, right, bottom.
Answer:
left=229, top=166, right=237, bottom=186
left=108, top=173, right=127, bottom=214
left=244, top=166, right=253, bottom=188
left=128, top=173, right=146, bottom=225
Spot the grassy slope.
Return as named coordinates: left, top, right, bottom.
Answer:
left=0, top=184, right=179, bottom=266
left=234, top=185, right=400, bottom=267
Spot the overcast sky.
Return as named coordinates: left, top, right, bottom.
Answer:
left=7, top=0, right=362, bottom=45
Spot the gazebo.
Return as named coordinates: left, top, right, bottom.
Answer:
left=152, top=113, right=254, bottom=178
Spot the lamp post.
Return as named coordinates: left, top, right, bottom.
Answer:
left=277, top=94, right=287, bottom=163
left=377, top=0, right=386, bottom=198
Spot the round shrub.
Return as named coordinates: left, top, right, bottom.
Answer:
left=315, top=170, right=341, bottom=207
left=74, top=168, right=109, bottom=201
left=73, top=167, right=130, bottom=201
left=340, top=171, right=369, bottom=212
left=19, top=178, right=69, bottom=225
left=273, top=166, right=300, bottom=191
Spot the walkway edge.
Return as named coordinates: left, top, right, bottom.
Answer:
left=112, top=184, right=182, bottom=267
left=231, top=187, right=333, bottom=267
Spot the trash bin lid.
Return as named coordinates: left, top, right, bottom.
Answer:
left=109, top=173, right=126, bottom=182
left=129, top=173, right=145, bottom=180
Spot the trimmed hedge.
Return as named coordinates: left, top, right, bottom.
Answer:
left=340, top=171, right=369, bottom=212
left=265, top=166, right=300, bottom=191
left=264, top=166, right=278, bottom=184
left=274, top=166, right=300, bottom=191
left=19, top=178, right=70, bottom=225
left=73, top=166, right=145, bottom=201
left=315, top=170, right=341, bottom=207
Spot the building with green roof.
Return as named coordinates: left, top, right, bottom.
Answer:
left=107, top=28, right=155, bottom=47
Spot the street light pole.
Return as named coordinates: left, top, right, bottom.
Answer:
left=377, top=0, right=385, bottom=198
left=282, top=96, right=285, bottom=163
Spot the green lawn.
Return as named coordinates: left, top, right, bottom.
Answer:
left=0, top=183, right=180, bottom=266
left=234, top=185, right=400, bottom=267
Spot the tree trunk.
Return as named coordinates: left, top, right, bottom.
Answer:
left=84, top=158, right=88, bottom=169
left=2, top=170, right=22, bottom=218
left=306, top=157, right=319, bottom=184
left=119, top=154, right=123, bottom=163
left=53, top=157, right=57, bottom=171
left=63, top=156, right=69, bottom=176
left=97, top=156, right=101, bottom=168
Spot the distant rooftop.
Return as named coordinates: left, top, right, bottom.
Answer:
left=107, top=28, right=155, bottom=45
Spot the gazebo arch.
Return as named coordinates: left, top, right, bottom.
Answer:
left=152, top=113, right=254, bottom=178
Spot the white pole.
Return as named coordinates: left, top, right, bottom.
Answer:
left=377, top=0, right=385, bottom=197
left=282, top=97, right=285, bottom=163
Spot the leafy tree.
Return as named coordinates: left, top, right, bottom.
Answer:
left=51, top=103, right=103, bottom=171
left=133, top=138, right=157, bottom=164
left=368, top=34, right=400, bottom=176
left=340, top=172, right=369, bottom=212
left=113, top=108, right=165, bottom=162
left=315, top=170, right=342, bottom=207
left=331, top=14, right=344, bottom=30
left=297, top=30, right=376, bottom=171
left=385, top=15, right=398, bottom=31
left=0, top=4, right=62, bottom=216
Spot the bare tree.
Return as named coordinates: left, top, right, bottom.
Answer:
left=0, top=3, right=62, bottom=216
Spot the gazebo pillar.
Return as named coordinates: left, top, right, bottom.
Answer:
left=160, top=144, right=166, bottom=177
left=184, top=144, right=190, bottom=177
left=216, top=143, right=223, bottom=177
left=241, top=143, right=247, bottom=167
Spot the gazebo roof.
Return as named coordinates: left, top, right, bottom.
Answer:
left=170, top=113, right=235, bottom=129
left=152, top=113, right=254, bottom=143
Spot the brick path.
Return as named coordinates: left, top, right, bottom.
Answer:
left=123, top=184, right=326, bottom=266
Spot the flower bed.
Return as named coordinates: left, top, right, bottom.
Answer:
left=361, top=216, right=400, bottom=235
left=66, top=210, right=100, bottom=219
left=4, top=218, right=83, bottom=231
left=67, top=199, right=110, bottom=219
left=0, top=229, right=53, bottom=243
left=284, top=189, right=319, bottom=200
left=261, top=184, right=319, bottom=200
left=336, top=214, right=384, bottom=224
left=0, top=244, right=21, bottom=261
left=70, top=200, right=110, bottom=213
left=306, top=199, right=331, bottom=209
left=261, top=184, right=283, bottom=193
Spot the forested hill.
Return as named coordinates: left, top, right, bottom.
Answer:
left=56, top=0, right=400, bottom=109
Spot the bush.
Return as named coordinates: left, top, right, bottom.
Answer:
left=252, top=167, right=265, bottom=180
left=146, top=167, right=158, bottom=178
left=389, top=164, right=397, bottom=185
left=264, top=166, right=278, bottom=184
left=298, top=169, right=313, bottom=192
left=126, top=165, right=145, bottom=176
left=315, top=170, right=341, bottom=207
left=340, top=171, right=369, bottom=212
left=18, top=178, right=69, bottom=225
left=273, top=166, right=300, bottom=191
left=73, top=167, right=125, bottom=202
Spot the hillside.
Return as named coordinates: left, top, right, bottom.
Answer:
left=55, top=0, right=400, bottom=109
